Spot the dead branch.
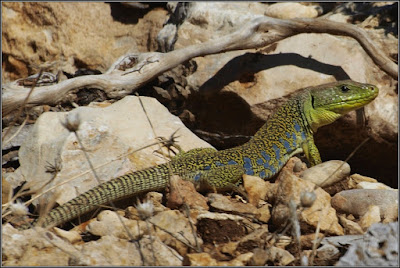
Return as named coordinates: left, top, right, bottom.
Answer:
left=2, top=16, right=396, bottom=116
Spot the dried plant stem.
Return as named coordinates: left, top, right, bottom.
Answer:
left=71, top=130, right=136, bottom=241
left=2, top=68, right=42, bottom=142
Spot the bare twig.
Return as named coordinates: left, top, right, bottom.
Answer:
left=59, top=117, right=136, bottom=240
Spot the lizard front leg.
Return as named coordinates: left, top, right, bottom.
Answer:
left=302, top=136, right=322, bottom=166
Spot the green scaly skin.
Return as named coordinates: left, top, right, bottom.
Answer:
left=24, top=80, right=378, bottom=229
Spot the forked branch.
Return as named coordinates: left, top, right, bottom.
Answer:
left=2, top=16, right=396, bottom=116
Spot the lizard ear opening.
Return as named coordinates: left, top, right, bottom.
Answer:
left=311, top=95, right=315, bottom=109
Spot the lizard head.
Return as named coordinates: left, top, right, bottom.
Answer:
left=305, top=80, right=379, bottom=132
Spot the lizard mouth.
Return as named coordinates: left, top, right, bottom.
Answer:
left=324, top=86, right=379, bottom=114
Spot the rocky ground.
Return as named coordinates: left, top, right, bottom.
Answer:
left=2, top=2, right=398, bottom=266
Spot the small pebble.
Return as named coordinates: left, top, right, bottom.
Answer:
left=359, top=205, right=381, bottom=231
left=331, top=189, right=398, bottom=220
left=53, top=227, right=82, bottom=244
left=356, top=181, right=394, bottom=190
left=300, top=160, right=350, bottom=187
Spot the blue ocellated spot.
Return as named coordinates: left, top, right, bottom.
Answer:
left=264, top=162, right=276, bottom=174
left=294, top=120, right=301, bottom=132
left=194, top=173, right=201, bottom=181
left=272, top=144, right=281, bottom=160
left=246, top=169, right=254, bottom=175
left=279, top=137, right=292, bottom=151
left=272, top=144, right=282, bottom=166
left=227, top=160, right=238, bottom=165
left=243, top=157, right=252, bottom=169
left=259, top=170, right=266, bottom=178
left=261, top=151, right=271, bottom=162
left=292, top=133, right=297, bottom=147
left=214, top=161, right=224, bottom=167
left=256, top=158, right=264, bottom=165
left=204, top=165, right=211, bottom=170
left=270, top=165, right=277, bottom=174
left=285, top=132, right=291, bottom=139
left=243, top=157, right=254, bottom=175
left=301, top=132, right=306, bottom=140
left=263, top=161, right=270, bottom=169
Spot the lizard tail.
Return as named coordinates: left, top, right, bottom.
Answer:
left=27, top=164, right=172, bottom=229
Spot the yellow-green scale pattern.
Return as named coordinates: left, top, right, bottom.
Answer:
left=25, top=80, right=378, bottom=229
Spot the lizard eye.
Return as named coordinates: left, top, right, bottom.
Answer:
left=341, top=85, right=350, bottom=92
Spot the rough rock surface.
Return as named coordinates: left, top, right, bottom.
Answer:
left=150, top=209, right=204, bottom=255
left=2, top=224, right=72, bottom=266
left=264, top=3, right=320, bottom=19
left=272, top=169, right=344, bottom=236
left=336, top=222, right=399, bottom=266
left=78, top=235, right=183, bottom=266
left=2, top=2, right=167, bottom=82
left=86, top=210, right=149, bottom=240
left=338, top=215, right=364, bottom=235
left=359, top=205, right=382, bottom=231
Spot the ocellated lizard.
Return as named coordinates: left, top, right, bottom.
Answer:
left=22, top=80, right=379, bottom=229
